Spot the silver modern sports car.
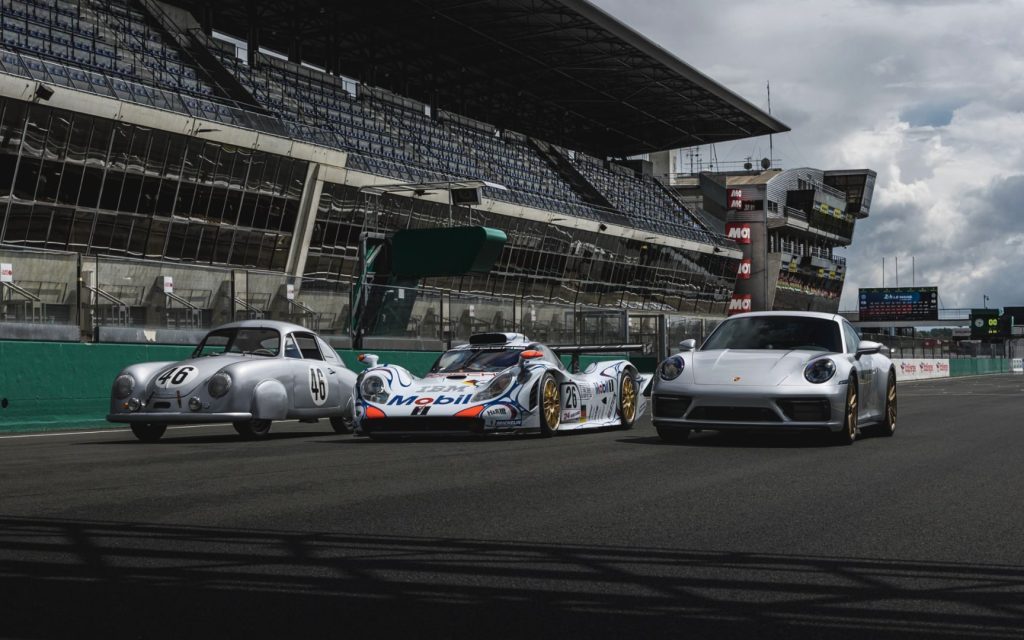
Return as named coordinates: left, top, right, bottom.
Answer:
left=107, top=320, right=358, bottom=442
left=651, top=311, right=897, bottom=445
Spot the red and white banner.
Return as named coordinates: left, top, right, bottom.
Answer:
left=162, top=276, right=174, bottom=295
left=727, top=294, right=752, bottom=315
left=892, top=359, right=950, bottom=381
left=736, top=259, right=752, bottom=279
left=725, top=223, right=751, bottom=244
left=0, top=263, right=12, bottom=283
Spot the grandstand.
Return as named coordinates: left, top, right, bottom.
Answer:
left=0, top=0, right=791, bottom=351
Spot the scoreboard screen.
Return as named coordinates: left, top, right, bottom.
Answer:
left=859, top=287, right=938, bottom=321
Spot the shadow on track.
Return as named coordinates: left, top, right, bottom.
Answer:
left=1, top=515, right=1020, bottom=639
left=618, top=431, right=837, bottom=449
left=81, top=431, right=332, bottom=445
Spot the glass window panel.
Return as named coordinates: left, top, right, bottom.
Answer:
left=127, top=215, right=149, bottom=256
left=0, top=100, right=28, bottom=155
left=57, top=162, right=83, bottom=206
left=13, top=157, right=41, bottom=201
left=251, top=194, right=270, bottom=230
left=259, top=155, right=280, bottom=193
left=0, top=154, right=16, bottom=198
left=68, top=210, right=95, bottom=251
left=164, top=221, right=188, bottom=259
left=120, top=173, right=143, bottom=213
left=195, top=141, right=219, bottom=185
left=144, top=131, right=168, bottom=175
left=44, top=111, right=71, bottom=159
left=196, top=224, right=216, bottom=263
left=180, top=138, right=205, bottom=182
left=174, top=182, right=196, bottom=217
left=191, top=185, right=212, bottom=220
left=3, top=203, right=31, bottom=244
left=108, top=124, right=133, bottom=171
left=126, top=127, right=149, bottom=173
left=146, top=218, right=168, bottom=257
left=36, top=160, right=62, bottom=203
left=285, top=160, right=306, bottom=198
left=137, top=176, right=160, bottom=214
left=270, top=234, right=290, bottom=271
left=155, top=178, right=177, bottom=216
left=213, top=227, right=234, bottom=264
left=66, top=114, right=92, bottom=164
left=78, top=167, right=103, bottom=208
left=281, top=198, right=299, bottom=233
left=229, top=148, right=249, bottom=188
left=22, top=105, right=48, bottom=158
left=47, top=207, right=73, bottom=249
left=238, top=192, right=259, bottom=227
left=207, top=187, right=228, bottom=224
left=164, top=134, right=187, bottom=179
left=214, top=144, right=233, bottom=187
left=90, top=213, right=117, bottom=252
left=266, top=197, right=283, bottom=231
left=245, top=151, right=266, bottom=191
left=99, top=172, right=125, bottom=211
left=220, top=190, right=242, bottom=226
left=86, top=119, right=112, bottom=168
left=182, top=223, right=203, bottom=261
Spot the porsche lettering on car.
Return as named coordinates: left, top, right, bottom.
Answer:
left=354, top=332, right=652, bottom=438
left=652, top=311, right=897, bottom=445
left=107, top=320, right=358, bottom=442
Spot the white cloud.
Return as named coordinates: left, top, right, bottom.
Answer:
left=592, top=0, right=1024, bottom=309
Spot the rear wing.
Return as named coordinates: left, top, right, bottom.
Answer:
left=549, top=344, right=647, bottom=373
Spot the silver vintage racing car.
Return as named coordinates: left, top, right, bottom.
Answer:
left=354, top=332, right=651, bottom=439
left=652, top=311, right=897, bottom=445
left=108, top=320, right=358, bottom=442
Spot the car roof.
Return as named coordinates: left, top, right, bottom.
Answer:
left=205, top=320, right=316, bottom=334
left=724, top=311, right=842, bottom=322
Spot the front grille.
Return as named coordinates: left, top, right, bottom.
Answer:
left=364, top=418, right=485, bottom=433
left=152, top=401, right=171, bottom=409
left=777, top=399, right=831, bottom=422
left=653, top=395, right=692, bottom=418
left=687, top=406, right=780, bottom=422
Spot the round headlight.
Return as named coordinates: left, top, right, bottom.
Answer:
left=208, top=372, right=232, bottom=398
left=114, top=374, right=135, bottom=399
left=659, top=356, right=685, bottom=381
left=804, top=358, right=837, bottom=384
left=127, top=397, right=141, bottom=412
left=473, top=370, right=516, bottom=402
left=360, top=376, right=389, bottom=403
left=188, top=396, right=203, bottom=411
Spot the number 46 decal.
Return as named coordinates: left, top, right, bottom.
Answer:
left=155, top=366, right=197, bottom=388
left=309, top=367, right=328, bottom=406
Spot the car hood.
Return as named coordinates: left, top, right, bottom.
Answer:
left=406, top=371, right=498, bottom=394
left=147, top=354, right=270, bottom=397
left=690, top=349, right=825, bottom=386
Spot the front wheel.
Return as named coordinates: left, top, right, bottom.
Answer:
left=233, top=419, right=272, bottom=440
left=618, top=372, right=638, bottom=430
left=537, top=373, right=561, bottom=437
left=871, top=371, right=897, bottom=437
left=130, top=423, right=167, bottom=443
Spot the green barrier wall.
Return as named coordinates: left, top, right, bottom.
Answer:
left=0, top=342, right=646, bottom=433
left=949, top=358, right=1009, bottom=377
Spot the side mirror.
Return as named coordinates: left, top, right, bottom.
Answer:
left=357, top=353, right=380, bottom=368
left=856, top=340, right=882, bottom=358
left=678, top=339, right=697, bottom=352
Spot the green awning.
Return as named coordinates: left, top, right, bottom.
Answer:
left=391, top=227, right=507, bottom=277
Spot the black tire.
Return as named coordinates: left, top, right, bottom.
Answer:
left=832, top=378, right=858, bottom=446
left=330, top=415, right=354, bottom=434
left=130, top=423, right=167, bottom=443
left=233, top=419, right=272, bottom=440
left=537, top=373, right=561, bottom=437
left=873, top=371, right=897, bottom=437
left=618, top=372, right=638, bottom=430
left=656, top=426, right=690, bottom=443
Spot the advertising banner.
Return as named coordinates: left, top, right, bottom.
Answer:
left=892, top=358, right=950, bottom=381
left=725, top=223, right=752, bottom=244
left=859, top=287, right=938, bottom=321
left=0, top=263, right=12, bottom=283
left=162, top=276, right=174, bottom=295
left=727, top=294, right=752, bottom=316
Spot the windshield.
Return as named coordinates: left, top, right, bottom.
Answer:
left=703, top=316, right=842, bottom=353
left=431, top=347, right=524, bottom=373
left=193, top=328, right=281, bottom=357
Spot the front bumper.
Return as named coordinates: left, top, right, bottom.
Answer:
left=107, top=412, right=253, bottom=424
left=652, top=382, right=847, bottom=433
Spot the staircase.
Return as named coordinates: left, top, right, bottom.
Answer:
left=528, top=139, right=632, bottom=227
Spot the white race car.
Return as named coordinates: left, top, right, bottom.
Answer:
left=354, top=333, right=651, bottom=439
left=652, top=311, right=897, bottom=445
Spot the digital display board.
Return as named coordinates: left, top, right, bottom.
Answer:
left=970, top=309, right=1001, bottom=339
left=858, top=287, right=938, bottom=321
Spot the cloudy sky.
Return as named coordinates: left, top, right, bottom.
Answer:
left=592, top=0, right=1024, bottom=311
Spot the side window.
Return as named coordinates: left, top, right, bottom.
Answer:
left=284, top=335, right=302, bottom=359
left=294, top=332, right=324, bottom=361
left=317, top=337, right=342, bottom=365
left=843, top=323, right=861, bottom=354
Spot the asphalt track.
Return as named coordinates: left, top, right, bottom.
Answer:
left=2, top=374, right=1023, bottom=639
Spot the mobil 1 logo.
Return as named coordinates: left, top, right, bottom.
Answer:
left=309, top=366, right=328, bottom=406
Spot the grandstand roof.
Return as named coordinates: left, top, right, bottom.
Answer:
left=171, top=0, right=789, bottom=156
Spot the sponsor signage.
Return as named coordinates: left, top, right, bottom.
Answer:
left=0, top=263, right=12, bottom=283
left=727, top=294, right=752, bottom=316
left=892, top=359, right=950, bottom=382
left=725, top=223, right=752, bottom=244
left=727, top=188, right=764, bottom=212
left=162, top=276, right=174, bottom=295
left=737, top=260, right=752, bottom=279
left=286, top=283, right=295, bottom=300
left=858, top=287, right=938, bottom=321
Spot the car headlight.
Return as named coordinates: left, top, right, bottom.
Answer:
left=208, top=372, right=232, bottom=398
left=804, top=358, right=837, bottom=384
left=472, top=370, right=516, bottom=402
left=360, top=375, right=389, bottom=403
left=659, top=356, right=685, bottom=381
left=113, top=374, right=135, bottom=399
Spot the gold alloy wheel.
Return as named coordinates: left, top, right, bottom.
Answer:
left=886, top=376, right=897, bottom=429
left=846, top=383, right=858, bottom=440
left=542, top=377, right=560, bottom=430
left=620, top=376, right=636, bottom=423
